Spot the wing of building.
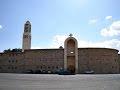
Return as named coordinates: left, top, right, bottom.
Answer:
left=0, top=21, right=120, bottom=74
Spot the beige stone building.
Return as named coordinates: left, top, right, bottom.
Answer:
left=0, top=21, right=120, bottom=74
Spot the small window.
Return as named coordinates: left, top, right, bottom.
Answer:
left=11, top=67, right=14, bottom=69
left=41, top=66, right=42, bottom=69
left=16, top=60, right=17, bottom=63
left=8, top=67, right=10, bottom=69
left=36, top=66, right=38, bottom=69
left=52, top=66, right=54, bottom=69
left=48, top=66, right=50, bottom=69
left=15, top=67, right=17, bottom=69
left=0, top=66, right=1, bottom=69
left=44, top=66, right=46, bottom=69
left=8, top=60, right=11, bottom=62
left=56, top=66, right=58, bottom=69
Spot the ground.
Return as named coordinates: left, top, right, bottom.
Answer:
left=0, top=73, right=120, bottom=90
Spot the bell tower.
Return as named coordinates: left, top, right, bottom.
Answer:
left=22, top=21, right=31, bottom=52
left=64, top=34, right=78, bottom=73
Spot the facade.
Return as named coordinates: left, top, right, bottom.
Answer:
left=0, top=21, right=120, bottom=74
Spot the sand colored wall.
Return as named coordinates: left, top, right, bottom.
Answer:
left=78, top=48, right=119, bottom=74
left=0, top=48, right=119, bottom=74
left=24, top=49, right=64, bottom=72
left=0, top=52, right=24, bottom=73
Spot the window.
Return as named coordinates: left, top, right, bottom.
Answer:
left=36, top=66, right=38, bottom=69
left=48, top=66, right=50, bottom=69
left=24, top=35, right=28, bottom=38
left=0, top=66, right=1, bottom=69
left=11, top=67, right=13, bottom=69
left=15, top=67, right=17, bottom=69
left=44, top=66, right=46, bottom=69
left=41, top=66, right=42, bottom=69
left=56, top=66, right=58, bottom=69
left=8, top=67, right=10, bottom=69
left=52, top=66, right=54, bottom=69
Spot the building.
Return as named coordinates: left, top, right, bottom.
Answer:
left=0, top=21, right=120, bottom=74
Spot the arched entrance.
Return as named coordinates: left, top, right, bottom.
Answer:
left=68, top=65, right=75, bottom=73
left=64, top=35, right=78, bottom=74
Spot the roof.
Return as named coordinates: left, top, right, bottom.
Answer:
left=25, top=21, right=31, bottom=25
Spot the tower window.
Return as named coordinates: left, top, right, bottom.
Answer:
left=24, top=35, right=28, bottom=38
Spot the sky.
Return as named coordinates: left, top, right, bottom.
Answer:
left=0, top=0, right=120, bottom=53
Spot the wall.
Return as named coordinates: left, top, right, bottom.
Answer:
left=78, top=48, right=119, bottom=74
left=0, top=52, right=24, bottom=73
left=0, top=48, right=119, bottom=74
left=24, top=49, right=64, bottom=72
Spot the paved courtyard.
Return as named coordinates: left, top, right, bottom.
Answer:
left=0, top=73, right=120, bottom=90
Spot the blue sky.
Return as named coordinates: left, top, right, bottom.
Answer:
left=0, top=0, right=120, bottom=53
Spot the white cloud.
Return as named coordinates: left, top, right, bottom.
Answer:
left=50, top=35, right=67, bottom=48
left=105, top=16, right=112, bottom=20
left=49, top=34, right=120, bottom=52
left=0, top=25, right=2, bottom=29
left=101, top=21, right=120, bottom=36
left=89, top=19, right=97, bottom=24
left=31, top=34, right=120, bottom=53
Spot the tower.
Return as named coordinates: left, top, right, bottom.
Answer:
left=22, top=21, right=31, bottom=52
left=64, top=34, right=78, bottom=73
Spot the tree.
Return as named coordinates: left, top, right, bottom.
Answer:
left=3, top=48, right=22, bottom=53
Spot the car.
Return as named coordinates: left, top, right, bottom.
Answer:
left=26, top=70, right=34, bottom=74
left=84, top=70, right=94, bottom=74
left=35, top=70, right=41, bottom=74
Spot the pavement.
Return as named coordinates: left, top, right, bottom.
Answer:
left=0, top=73, right=120, bottom=90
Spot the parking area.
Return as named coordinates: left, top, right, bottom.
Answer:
left=0, top=73, right=120, bottom=90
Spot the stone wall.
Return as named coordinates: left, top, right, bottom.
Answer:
left=0, top=52, right=24, bottom=73
left=0, top=48, right=119, bottom=74
left=24, top=49, right=64, bottom=72
left=78, top=48, right=119, bottom=74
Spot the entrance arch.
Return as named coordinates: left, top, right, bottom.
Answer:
left=68, top=65, right=75, bottom=73
left=64, top=35, right=78, bottom=73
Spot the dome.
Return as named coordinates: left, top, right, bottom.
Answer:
left=25, top=21, right=31, bottom=25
